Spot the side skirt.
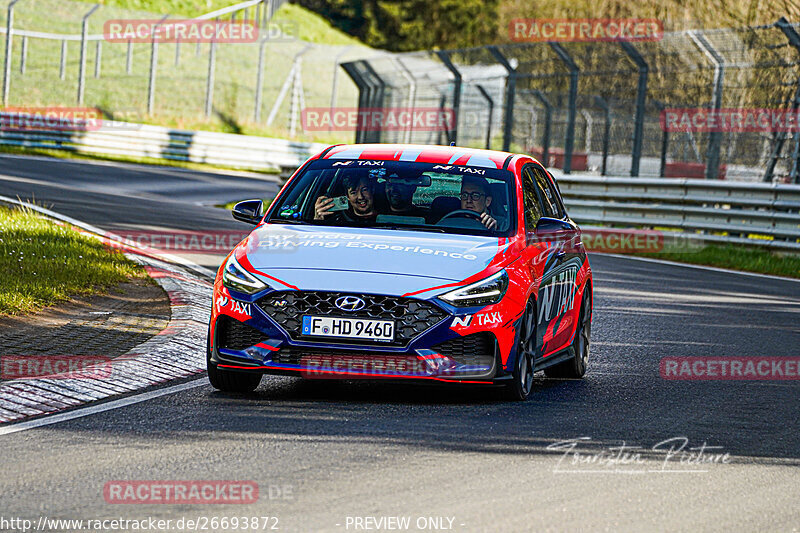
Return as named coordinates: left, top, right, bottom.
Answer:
left=536, top=347, right=575, bottom=371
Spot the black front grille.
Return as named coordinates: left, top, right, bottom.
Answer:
left=258, top=291, right=448, bottom=346
left=432, top=333, right=496, bottom=367
left=272, top=347, right=386, bottom=366
left=216, top=315, right=265, bottom=351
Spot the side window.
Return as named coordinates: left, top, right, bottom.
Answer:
left=522, top=167, right=543, bottom=231
left=547, top=173, right=568, bottom=217
left=532, top=167, right=560, bottom=218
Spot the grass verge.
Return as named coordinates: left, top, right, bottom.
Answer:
left=634, top=245, right=800, bottom=279
left=0, top=204, right=147, bottom=316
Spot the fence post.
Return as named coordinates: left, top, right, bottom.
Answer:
left=435, top=50, right=462, bottom=145
left=654, top=100, right=668, bottom=177
left=19, top=36, right=26, bottom=74
left=78, top=3, right=100, bottom=105
left=341, top=61, right=369, bottom=143
left=289, top=53, right=302, bottom=136
left=265, top=63, right=295, bottom=127
left=330, top=46, right=353, bottom=114
left=94, top=40, right=101, bottom=78
left=60, top=40, right=67, bottom=80
left=253, top=37, right=268, bottom=122
left=2, top=0, right=23, bottom=106
left=549, top=43, right=579, bottom=174
left=532, top=89, right=552, bottom=167
left=147, top=15, right=168, bottom=114
left=594, top=96, right=611, bottom=176
left=204, top=18, right=217, bottom=117
left=475, top=84, right=493, bottom=149
left=360, top=59, right=386, bottom=143
left=265, top=0, right=274, bottom=25
left=620, top=41, right=648, bottom=177
left=765, top=17, right=800, bottom=183
left=488, top=46, right=516, bottom=152
left=690, top=31, right=725, bottom=180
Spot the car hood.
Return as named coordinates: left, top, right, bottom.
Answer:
left=240, top=224, right=509, bottom=296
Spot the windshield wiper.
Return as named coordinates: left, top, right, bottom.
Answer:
left=268, top=218, right=311, bottom=225
left=372, top=223, right=447, bottom=233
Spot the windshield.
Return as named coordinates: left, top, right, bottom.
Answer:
left=268, top=159, right=516, bottom=237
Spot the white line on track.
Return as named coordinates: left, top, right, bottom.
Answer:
left=0, top=152, right=280, bottom=182
left=0, top=379, right=207, bottom=436
left=595, top=252, right=800, bottom=284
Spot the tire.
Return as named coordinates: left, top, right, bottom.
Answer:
left=544, top=287, right=591, bottom=379
left=505, top=301, right=536, bottom=401
left=207, top=329, right=262, bottom=393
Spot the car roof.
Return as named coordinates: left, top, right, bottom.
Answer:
left=319, top=144, right=526, bottom=170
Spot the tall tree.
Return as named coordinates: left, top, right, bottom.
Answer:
left=290, top=0, right=500, bottom=51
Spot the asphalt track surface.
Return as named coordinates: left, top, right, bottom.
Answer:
left=1, top=154, right=799, bottom=532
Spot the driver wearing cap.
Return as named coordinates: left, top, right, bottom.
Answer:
left=460, top=176, right=497, bottom=230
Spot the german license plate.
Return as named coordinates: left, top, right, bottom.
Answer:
left=301, top=316, right=394, bottom=341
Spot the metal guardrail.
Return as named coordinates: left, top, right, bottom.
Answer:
left=1, top=116, right=798, bottom=250
left=555, top=175, right=800, bottom=250
left=0, top=115, right=326, bottom=172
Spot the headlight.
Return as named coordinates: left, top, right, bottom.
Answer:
left=438, top=270, right=508, bottom=307
left=222, top=254, right=268, bottom=295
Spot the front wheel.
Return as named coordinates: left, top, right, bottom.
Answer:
left=544, top=287, right=591, bottom=379
left=505, top=302, right=535, bottom=401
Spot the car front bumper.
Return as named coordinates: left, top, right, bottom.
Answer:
left=208, top=286, right=512, bottom=383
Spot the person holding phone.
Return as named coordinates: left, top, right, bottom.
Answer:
left=314, top=171, right=378, bottom=223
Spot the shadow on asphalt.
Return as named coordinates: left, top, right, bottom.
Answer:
left=186, top=370, right=800, bottom=464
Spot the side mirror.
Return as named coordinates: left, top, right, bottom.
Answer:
left=528, top=217, right=577, bottom=246
left=535, top=217, right=574, bottom=233
left=232, top=199, right=264, bottom=225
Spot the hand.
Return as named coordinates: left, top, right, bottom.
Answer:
left=314, top=196, right=335, bottom=220
left=480, top=211, right=497, bottom=230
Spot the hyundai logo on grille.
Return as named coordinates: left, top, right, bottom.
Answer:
left=335, top=296, right=366, bottom=312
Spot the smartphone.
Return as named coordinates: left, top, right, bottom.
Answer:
left=329, top=195, right=350, bottom=212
